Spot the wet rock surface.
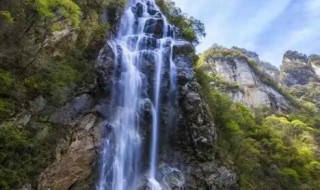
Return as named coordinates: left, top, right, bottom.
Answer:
left=34, top=3, right=239, bottom=190
left=17, top=40, right=239, bottom=190
left=144, top=18, right=164, bottom=38
left=132, top=2, right=144, bottom=17
left=96, top=44, right=116, bottom=95
left=156, top=50, right=238, bottom=189
left=147, top=1, right=159, bottom=15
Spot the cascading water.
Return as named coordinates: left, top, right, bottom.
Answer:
left=97, top=0, right=180, bottom=189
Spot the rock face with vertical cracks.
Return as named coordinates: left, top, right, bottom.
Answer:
left=96, top=44, right=115, bottom=95
left=158, top=42, right=238, bottom=190
left=35, top=39, right=238, bottom=189
left=281, top=50, right=320, bottom=87
left=38, top=114, right=102, bottom=190
left=36, top=24, right=238, bottom=190
left=201, top=46, right=290, bottom=111
left=36, top=43, right=117, bottom=190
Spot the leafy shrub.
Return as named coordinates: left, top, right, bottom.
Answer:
left=195, top=65, right=320, bottom=189
left=198, top=46, right=316, bottom=112
left=155, top=0, right=205, bottom=45
left=35, top=0, right=81, bottom=26
left=0, top=71, right=15, bottom=119
left=0, top=121, right=66, bottom=189
left=0, top=0, right=127, bottom=188
left=0, top=10, right=14, bottom=23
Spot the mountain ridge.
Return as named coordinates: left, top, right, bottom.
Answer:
left=198, top=44, right=320, bottom=112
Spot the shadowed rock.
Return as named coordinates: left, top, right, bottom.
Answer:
left=144, top=18, right=164, bottom=38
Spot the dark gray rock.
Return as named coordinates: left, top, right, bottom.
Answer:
left=139, top=98, right=153, bottom=127
left=281, top=66, right=316, bottom=86
left=180, top=81, right=217, bottom=160
left=14, top=111, right=32, bottom=126
left=96, top=44, right=116, bottom=94
left=138, top=36, right=157, bottom=50
left=201, top=162, right=238, bottom=190
left=30, top=96, right=46, bottom=114
left=146, top=1, right=159, bottom=16
left=36, top=11, right=240, bottom=190
left=281, top=50, right=318, bottom=87
left=172, top=42, right=195, bottom=59
left=156, top=48, right=238, bottom=189
left=175, top=56, right=194, bottom=85
left=144, top=18, right=164, bottom=38
left=140, top=51, right=156, bottom=85
left=132, top=2, right=144, bottom=17
left=50, top=94, right=94, bottom=125
left=284, top=50, right=308, bottom=62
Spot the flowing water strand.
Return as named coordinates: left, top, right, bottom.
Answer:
left=97, top=0, right=179, bottom=189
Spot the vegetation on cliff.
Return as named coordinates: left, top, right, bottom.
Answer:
left=199, top=45, right=319, bottom=112
left=196, top=48, right=320, bottom=189
left=0, top=0, right=126, bottom=189
left=1, top=0, right=319, bottom=189
left=156, top=0, right=206, bottom=45
left=0, top=0, right=205, bottom=188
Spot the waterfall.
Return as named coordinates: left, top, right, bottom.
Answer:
left=97, top=0, right=179, bottom=189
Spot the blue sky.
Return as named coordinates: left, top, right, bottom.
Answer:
left=173, top=0, right=320, bottom=67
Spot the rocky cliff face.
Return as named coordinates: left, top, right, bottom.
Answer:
left=2, top=1, right=236, bottom=190
left=159, top=45, right=238, bottom=190
left=34, top=34, right=237, bottom=190
left=280, top=51, right=320, bottom=109
left=36, top=93, right=104, bottom=190
left=232, top=47, right=280, bottom=81
left=310, top=55, right=320, bottom=77
left=281, top=51, right=320, bottom=87
left=200, top=46, right=289, bottom=111
left=199, top=46, right=320, bottom=111
left=31, top=40, right=320, bottom=190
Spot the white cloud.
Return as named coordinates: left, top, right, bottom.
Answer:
left=306, top=0, right=320, bottom=17
left=173, top=0, right=320, bottom=66
left=260, top=0, right=320, bottom=65
left=236, top=0, right=292, bottom=47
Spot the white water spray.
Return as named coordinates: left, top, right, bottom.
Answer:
left=97, top=0, right=179, bottom=189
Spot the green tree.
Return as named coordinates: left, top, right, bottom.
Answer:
left=0, top=10, right=14, bottom=23
left=156, top=0, right=205, bottom=45
left=35, top=0, right=81, bottom=26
